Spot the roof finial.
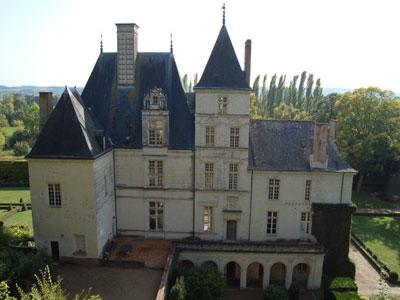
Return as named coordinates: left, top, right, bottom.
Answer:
left=170, top=32, right=173, bottom=53
left=222, top=2, right=226, bottom=25
left=100, top=34, right=103, bottom=54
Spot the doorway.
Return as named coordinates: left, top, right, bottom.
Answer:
left=226, top=220, right=237, bottom=240
left=51, top=241, right=59, bottom=261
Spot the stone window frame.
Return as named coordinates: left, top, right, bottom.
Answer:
left=229, top=127, right=240, bottom=148
left=149, top=201, right=164, bottom=231
left=228, top=163, right=239, bottom=190
left=205, top=126, right=215, bottom=146
left=148, top=160, right=163, bottom=187
left=48, top=183, right=61, bottom=207
left=305, top=179, right=312, bottom=201
left=205, top=162, right=214, bottom=189
left=148, top=120, right=164, bottom=146
left=268, top=179, right=280, bottom=200
left=300, top=211, right=311, bottom=234
left=203, top=206, right=213, bottom=232
left=266, top=210, right=278, bottom=235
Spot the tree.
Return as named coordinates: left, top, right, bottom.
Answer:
left=273, top=103, right=311, bottom=121
left=23, top=103, right=40, bottom=138
left=182, top=74, right=188, bottom=92
left=184, top=265, right=226, bottom=300
left=0, top=114, right=9, bottom=127
left=336, top=87, right=400, bottom=192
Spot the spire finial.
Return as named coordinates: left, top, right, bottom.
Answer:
left=100, top=34, right=103, bottom=54
left=170, top=32, right=173, bottom=53
left=222, top=2, right=226, bottom=25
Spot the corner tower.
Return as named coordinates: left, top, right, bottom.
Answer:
left=194, top=21, right=252, bottom=241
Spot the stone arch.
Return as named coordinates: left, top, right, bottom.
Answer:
left=246, top=262, right=264, bottom=288
left=224, top=261, right=241, bottom=288
left=179, top=259, right=194, bottom=271
left=292, top=263, right=310, bottom=289
left=269, top=262, right=286, bottom=287
left=201, top=260, right=218, bottom=271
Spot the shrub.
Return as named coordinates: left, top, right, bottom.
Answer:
left=329, top=277, right=358, bottom=292
left=389, top=271, right=399, bottom=282
left=263, top=285, right=288, bottom=300
left=169, top=276, right=186, bottom=300
left=13, top=141, right=30, bottom=156
left=0, top=160, right=29, bottom=185
left=184, top=264, right=226, bottom=300
left=332, top=291, right=361, bottom=299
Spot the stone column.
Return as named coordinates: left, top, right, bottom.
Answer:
left=240, top=265, right=247, bottom=289
left=285, top=264, right=293, bottom=289
left=263, top=264, right=270, bottom=289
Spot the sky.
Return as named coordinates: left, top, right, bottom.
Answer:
left=0, top=0, right=399, bottom=91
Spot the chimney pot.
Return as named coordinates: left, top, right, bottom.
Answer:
left=39, top=92, right=53, bottom=129
left=244, top=39, right=252, bottom=86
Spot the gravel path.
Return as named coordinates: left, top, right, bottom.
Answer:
left=349, top=244, right=400, bottom=297
left=57, top=264, right=162, bottom=300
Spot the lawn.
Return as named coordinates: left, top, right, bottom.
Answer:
left=352, top=215, right=400, bottom=273
left=352, top=191, right=399, bottom=209
left=4, top=210, right=33, bottom=233
left=0, top=187, right=31, bottom=203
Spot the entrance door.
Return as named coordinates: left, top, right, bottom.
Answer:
left=226, top=220, right=237, bottom=240
left=51, top=241, right=59, bottom=261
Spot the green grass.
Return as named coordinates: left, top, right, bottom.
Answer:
left=0, top=187, right=30, bottom=203
left=352, top=191, right=399, bottom=209
left=4, top=210, right=32, bottom=230
left=352, top=215, right=400, bottom=273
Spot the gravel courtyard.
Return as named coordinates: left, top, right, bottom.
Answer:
left=57, top=264, right=162, bottom=300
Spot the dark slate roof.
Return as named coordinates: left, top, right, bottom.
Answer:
left=81, top=52, right=194, bottom=149
left=28, top=87, right=108, bottom=159
left=248, top=120, right=355, bottom=172
left=196, top=25, right=250, bottom=90
left=186, top=92, right=195, bottom=114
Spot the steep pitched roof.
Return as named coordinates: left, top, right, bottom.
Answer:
left=196, top=25, right=250, bottom=90
left=248, top=120, right=355, bottom=172
left=28, top=87, right=107, bottom=159
left=81, top=52, right=194, bottom=150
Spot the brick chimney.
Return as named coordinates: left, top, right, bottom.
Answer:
left=244, top=39, right=252, bottom=86
left=116, top=23, right=138, bottom=87
left=310, top=123, right=329, bottom=168
left=39, top=92, right=53, bottom=129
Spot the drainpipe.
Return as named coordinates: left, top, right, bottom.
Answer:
left=339, top=173, right=345, bottom=204
left=112, top=149, right=118, bottom=236
left=248, top=170, right=254, bottom=241
left=192, top=151, right=196, bottom=238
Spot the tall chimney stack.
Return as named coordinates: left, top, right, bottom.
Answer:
left=116, top=23, right=138, bottom=87
left=310, top=123, right=329, bottom=168
left=39, top=92, right=53, bottom=129
left=244, top=39, right=252, bottom=86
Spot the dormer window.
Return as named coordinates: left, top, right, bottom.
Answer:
left=144, top=87, right=167, bottom=110
left=218, top=96, right=227, bottom=114
left=148, top=120, right=164, bottom=145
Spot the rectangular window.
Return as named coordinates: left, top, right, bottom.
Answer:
left=74, top=234, right=86, bottom=253
left=228, top=163, right=239, bottom=190
left=267, top=211, right=278, bottom=235
left=268, top=179, right=280, bottom=200
left=230, top=127, right=240, bottom=148
left=305, top=180, right=312, bottom=201
left=218, top=96, right=227, bottom=114
left=149, top=201, right=164, bottom=230
left=205, top=126, right=215, bottom=146
left=48, top=183, right=61, bottom=207
left=300, top=212, right=311, bottom=234
left=203, top=206, right=213, bottom=232
left=205, top=163, right=214, bottom=189
left=149, top=160, right=163, bottom=187
left=148, top=120, right=164, bottom=145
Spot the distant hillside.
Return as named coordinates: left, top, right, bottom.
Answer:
left=322, top=87, right=353, bottom=95
left=0, top=85, right=83, bottom=97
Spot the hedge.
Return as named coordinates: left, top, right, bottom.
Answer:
left=329, top=277, right=358, bottom=292
left=0, top=160, right=29, bottom=186
left=332, top=291, right=361, bottom=300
